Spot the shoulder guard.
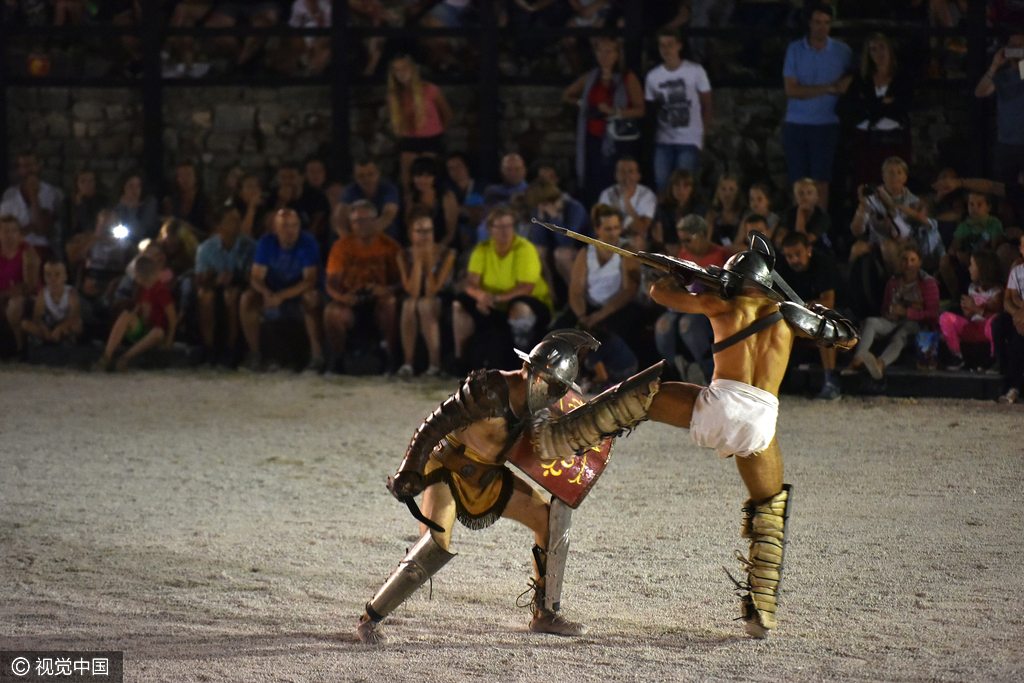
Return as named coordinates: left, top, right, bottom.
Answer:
left=397, top=370, right=512, bottom=477
left=779, top=301, right=859, bottom=349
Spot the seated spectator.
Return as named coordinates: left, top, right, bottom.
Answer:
left=909, top=196, right=946, bottom=275
left=112, top=170, right=159, bottom=242
left=21, top=259, right=82, bottom=347
left=204, top=1, right=282, bottom=72
left=651, top=169, right=704, bottom=255
left=323, top=200, right=401, bottom=374
left=305, top=156, right=329, bottom=195
left=215, top=165, right=245, bottom=208
left=705, top=173, right=746, bottom=247
left=740, top=183, right=780, bottom=247
left=452, top=205, right=552, bottom=372
left=939, top=192, right=1004, bottom=300
left=850, top=157, right=925, bottom=275
left=934, top=173, right=1024, bottom=259
left=482, top=153, right=529, bottom=211
left=561, top=36, right=645, bottom=208
left=993, top=234, right=1024, bottom=404
left=654, top=214, right=731, bottom=385
left=237, top=173, right=272, bottom=240
left=164, top=0, right=215, bottom=78
left=445, top=153, right=485, bottom=250
left=0, top=214, right=41, bottom=356
left=387, top=55, right=452, bottom=195
left=405, top=156, right=458, bottom=248
left=0, top=148, right=61, bottom=254
left=350, top=0, right=395, bottom=77
left=777, top=178, right=831, bottom=250
left=940, top=250, right=1004, bottom=370
left=108, top=240, right=175, bottom=322
left=843, top=244, right=940, bottom=380
left=597, top=157, right=657, bottom=249
left=847, top=33, right=913, bottom=189
left=776, top=231, right=843, bottom=400
left=157, top=218, right=200, bottom=328
left=557, top=203, right=642, bottom=387
left=396, top=211, right=456, bottom=379
left=75, top=209, right=136, bottom=306
left=527, top=179, right=589, bottom=301
left=195, top=203, right=256, bottom=366
left=930, top=168, right=968, bottom=242
left=92, top=255, right=176, bottom=372
left=334, top=158, right=401, bottom=241
left=285, top=0, right=332, bottom=75
left=65, top=168, right=107, bottom=256
left=163, top=161, right=210, bottom=240
left=413, top=0, right=472, bottom=74
left=273, top=161, right=330, bottom=252
left=240, top=208, right=324, bottom=372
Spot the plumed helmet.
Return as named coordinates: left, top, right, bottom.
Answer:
left=515, top=329, right=600, bottom=413
left=719, top=229, right=778, bottom=300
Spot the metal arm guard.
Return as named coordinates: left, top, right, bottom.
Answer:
left=392, top=370, right=511, bottom=498
left=530, top=362, right=664, bottom=464
left=779, top=301, right=859, bottom=349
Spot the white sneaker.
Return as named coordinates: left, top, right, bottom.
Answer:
left=397, top=364, right=414, bottom=380
left=999, top=388, right=1019, bottom=405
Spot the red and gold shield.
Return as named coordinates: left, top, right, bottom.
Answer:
left=507, top=390, right=614, bottom=509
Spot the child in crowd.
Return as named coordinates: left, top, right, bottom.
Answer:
left=21, top=260, right=82, bottom=345
left=705, top=173, right=745, bottom=246
left=745, top=183, right=780, bottom=239
left=778, top=177, right=830, bottom=249
left=93, top=256, right=177, bottom=372
left=939, top=250, right=1004, bottom=370
left=940, top=192, right=1003, bottom=300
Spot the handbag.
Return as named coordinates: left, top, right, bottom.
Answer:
left=607, top=116, right=640, bottom=142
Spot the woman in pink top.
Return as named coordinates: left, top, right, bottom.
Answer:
left=387, top=55, right=453, bottom=194
left=0, top=214, right=41, bottom=354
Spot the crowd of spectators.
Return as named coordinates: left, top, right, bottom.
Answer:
left=1, top=3, right=1023, bottom=405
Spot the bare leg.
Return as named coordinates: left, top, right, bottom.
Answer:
left=400, top=297, right=419, bottom=367
left=103, top=310, right=136, bottom=360
left=374, top=293, right=398, bottom=364
left=323, top=301, right=353, bottom=357
left=239, top=289, right=264, bottom=354
left=6, top=296, right=26, bottom=351
left=301, top=290, right=324, bottom=359
left=500, top=476, right=551, bottom=548
left=647, top=381, right=703, bottom=429
left=197, top=286, right=216, bottom=347
left=417, top=296, right=442, bottom=368
left=117, top=327, right=165, bottom=370
left=224, top=286, right=241, bottom=349
left=419, top=478, right=459, bottom=550
left=735, top=437, right=783, bottom=502
left=452, top=300, right=474, bottom=360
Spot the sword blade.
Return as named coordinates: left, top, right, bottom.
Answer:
left=531, top=218, right=650, bottom=264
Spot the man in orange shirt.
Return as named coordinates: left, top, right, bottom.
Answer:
left=323, top=199, right=401, bottom=373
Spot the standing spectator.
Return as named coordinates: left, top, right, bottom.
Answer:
left=396, top=212, right=456, bottom=378
left=204, top=2, right=282, bottom=73
left=939, top=192, right=1004, bottom=301
left=274, top=161, right=330, bottom=251
left=405, top=156, right=459, bottom=248
left=844, top=244, right=940, bottom=380
left=940, top=250, right=1004, bottom=370
left=777, top=178, right=832, bottom=250
left=776, top=231, right=843, bottom=400
left=20, top=260, right=82, bottom=347
left=445, top=153, right=485, bottom=250
left=644, top=27, right=713, bottom=191
left=651, top=169, right=705, bottom=255
left=112, top=170, right=159, bottom=242
left=0, top=214, right=40, bottom=356
left=562, top=37, right=645, bottom=208
left=654, top=213, right=731, bottom=385
left=414, top=0, right=472, bottom=74
left=237, top=172, right=271, bottom=240
left=0, top=148, right=61, bottom=253
left=847, top=33, right=913, bottom=189
left=850, top=157, right=926, bottom=275
left=92, top=255, right=177, bottom=372
left=596, top=157, right=658, bottom=248
left=781, top=2, right=853, bottom=211
left=527, top=179, right=589, bottom=301
left=286, top=0, right=332, bottom=75
left=163, top=161, right=210, bottom=239
left=452, top=205, right=552, bottom=372
left=975, top=32, right=1024, bottom=186
left=163, top=0, right=215, bottom=78
left=240, top=208, right=324, bottom=372
left=323, top=200, right=402, bottom=374
left=334, top=158, right=401, bottom=241
left=387, top=55, right=453, bottom=195
left=705, top=173, right=746, bottom=247
left=195, top=203, right=256, bottom=366
left=993, top=234, right=1024, bottom=404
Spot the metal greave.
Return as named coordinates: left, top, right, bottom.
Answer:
left=365, top=531, right=457, bottom=622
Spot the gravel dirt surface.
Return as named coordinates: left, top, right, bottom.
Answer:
left=1, top=367, right=1021, bottom=682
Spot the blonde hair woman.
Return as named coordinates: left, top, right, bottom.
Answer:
left=387, top=55, right=453, bottom=195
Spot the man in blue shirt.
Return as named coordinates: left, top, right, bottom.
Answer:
left=975, top=32, right=1024, bottom=186
left=195, top=202, right=256, bottom=366
left=239, top=208, right=324, bottom=371
left=334, top=158, right=401, bottom=242
left=781, top=2, right=852, bottom=213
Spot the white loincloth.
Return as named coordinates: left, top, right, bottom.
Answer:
left=690, top=379, right=779, bottom=458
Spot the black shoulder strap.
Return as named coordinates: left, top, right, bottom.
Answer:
left=711, top=310, right=784, bottom=354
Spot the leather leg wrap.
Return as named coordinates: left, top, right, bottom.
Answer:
left=365, top=532, right=456, bottom=622
left=531, top=362, right=663, bottom=463
left=735, top=484, right=791, bottom=631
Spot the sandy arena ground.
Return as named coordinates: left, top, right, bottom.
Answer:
left=0, top=367, right=1021, bottom=682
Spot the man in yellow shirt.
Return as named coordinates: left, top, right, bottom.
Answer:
left=453, top=205, right=552, bottom=370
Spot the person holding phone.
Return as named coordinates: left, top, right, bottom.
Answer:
left=975, top=33, right=1024, bottom=185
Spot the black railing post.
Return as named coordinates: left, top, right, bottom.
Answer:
left=477, top=0, right=500, bottom=182
left=622, top=0, right=643, bottom=83
left=140, top=3, right=164, bottom=197
left=331, top=0, right=352, bottom=180
left=965, top=1, right=990, bottom=177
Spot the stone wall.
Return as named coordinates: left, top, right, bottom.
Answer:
left=5, top=82, right=976, bottom=202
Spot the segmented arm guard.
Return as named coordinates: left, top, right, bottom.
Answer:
left=531, top=362, right=664, bottom=464
left=391, top=370, right=510, bottom=498
left=778, top=301, right=859, bottom=350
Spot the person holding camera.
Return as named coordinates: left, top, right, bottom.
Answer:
left=850, top=157, right=927, bottom=277
left=975, top=32, right=1024, bottom=185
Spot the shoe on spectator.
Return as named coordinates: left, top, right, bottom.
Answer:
left=162, top=62, right=187, bottom=78
left=864, top=352, right=883, bottom=381
left=397, top=364, right=414, bottom=380
left=305, top=355, right=326, bottom=374
left=945, top=354, right=965, bottom=371
left=424, top=364, right=441, bottom=378
left=816, top=381, right=841, bottom=401
left=91, top=355, right=112, bottom=372
left=999, top=388, right=1019, bottom=405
